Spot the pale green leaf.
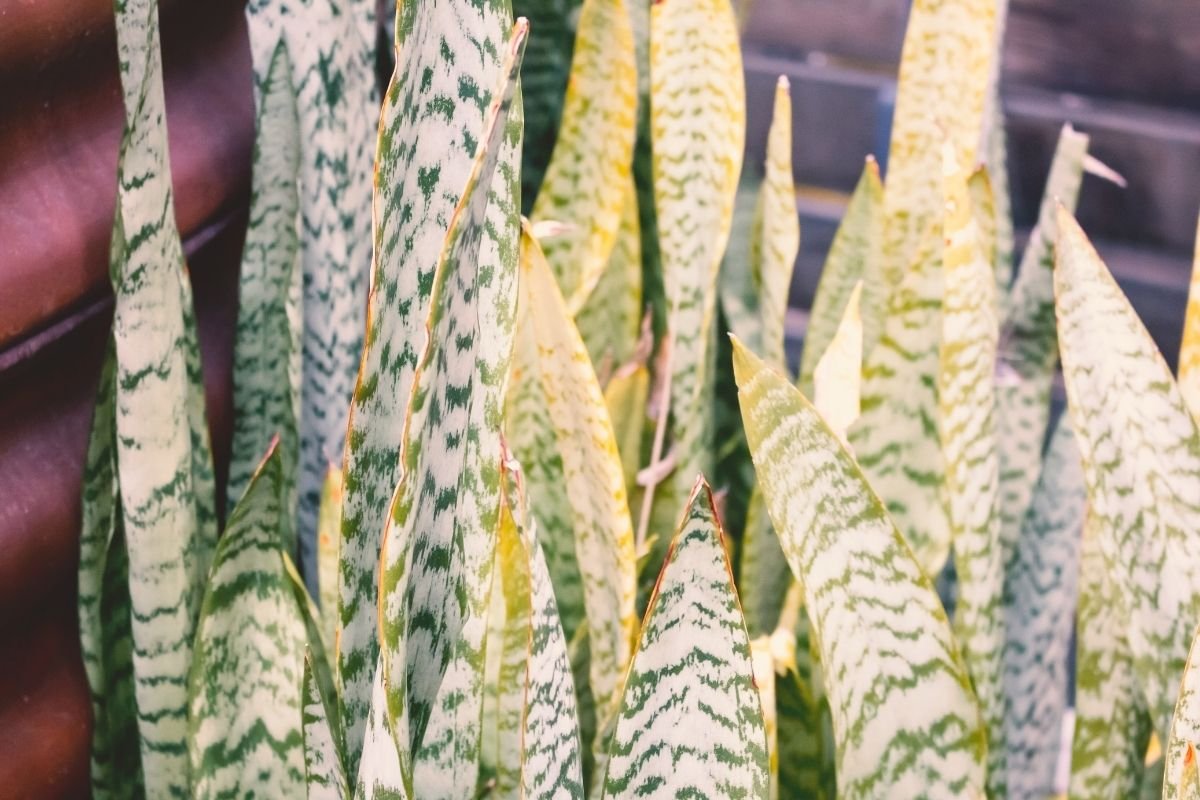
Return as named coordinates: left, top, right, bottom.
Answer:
left=303, top=652, right=350, bottom=800
left=187, top=443, right=306, bottom=798
left=737, top=487, right=790, bottom=637
left=531, top=0, right=638, bottom=311
left=227, top=38, right=303, bottom=542
left=813, top=280, right=863, bottom=443
left=317, top=465, right=342, bottom=655
left=749, top=637, right=778, bottom=799
left=801, top=158, right=882, bottom=394
left=375, top=26, right=526, bottom=794
left=338, top=0, right=522, bottom=756
left=602, top=363, right=650, bottom=500
left=938, top=147, right=1006, bottom=796
left=1166, top=626, right=1200, bottom=800
left=1002, top=418, right=1085, bottom=797
left=1068, top=518, right=1153, bottom=800
left=734, top=338, right=988, bottom=799
left=1054, top=207, right=1200, bottom=740
left=651, top=0, right=745, bottom=494
left=602, top=478, right=769, bottom=799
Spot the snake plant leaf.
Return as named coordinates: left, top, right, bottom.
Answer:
left=375, top=26, right=525, bottom=791
left=749, top=637, right=779, bottom=799
left=800, top=158, right=883, bottom=395
left=575, top=180, right=644, bottom=376
left=78, top=345, right=141, bottom=799
left=531, top=0, right=638, bottom=312
left=317, top=465, right=343, bottom=653
left=340, top=0, right=523, bottom=758
left=106, top=0, right=219, bottom=791
left=966, top=168, right=997, bottom=289
left=881, top=0, right=996, bottom=296
left=1002, top=418, right=1086, bottom=797
left=737, top=488, right=790, bottom=637
left=1069, top=519, right=1153, bottom=800
left=753, top=76, right=800, bottom=370
left=506, top=223, right=638, bottom=733
left=602, top=478, right=769, bottom=799
left=245, top=0, right=377, bottom=583
left=602, top=362, right=651, bottom=498
left=1180, top=213, right=1200, bottom=420
left=187, top=442, right=306, bottom=798
left=996, top=124, right=1089, bottom=569
left=846, top=217, right=950, bottom=577
left=813, top=280, right=863, bottom=443
left=734, top=338, right=988, bottom=799
left=651, top=0, right=745, bottom=493
left=1166, top=626, right=1200, bottom=800
left=775, top=592, right=836, bottom=800
left=938, top=148, right=1006, bottom=796
left=355, top=658, right=409, bottom=800
left=227, top=39, right=303, bottom=541
left=303, top=652, right=350, bottom=800
left=1054, top=207, right=1200, bottom=740
left=719, top=172, right=766, bottom=355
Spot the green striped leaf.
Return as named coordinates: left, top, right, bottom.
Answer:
left=575, top=180, right=644, bottom=376
left=996, top=124, right=1089, bottom=569
left=881, top=0, right=996, bottom=295
left=753, top=76, right=800, bottom=370
left=339, top=0, right=521, bottom=758
left=800, top=158, right=883, bottom=394
left=734, top=338, right=988, bottom=798
left=505, top=223, right=638, bottom=743
left=650, top=0, right=744, bottom=493
left=938, top=150, right=1006, bottom=796
left=846, top=215, right=949, bottom=577
left=719, top=172, right=766, bottom=355
left=1181, top=213, right=1200, bottom=419
left=245, top=0, right=377, bottom=582
left=317, top=465, right=343, bottom=654
left=1002, top=418, right=1085, bottom=797
left=355, top=658, right=409, bottom=800
left=737, top=488, right=790, bottom=637
left=1069, top=518, right=1153, bottom=800
left=1166, top=626, right=1200, bottom=800
left=78, top=344, right=142, bottom=799
left=531, top=0, right=638, bottom=312
left=1054, top=207, right=1200, bottom=740
left=376, top=25, right=526, bottom=793
left=304, top=651, right=350, bottom=800
left=601, top=478, right=769, bottom=798
left=187, top=443, right=306, bottom=798
left=108, top=0, right=219, bottom=792
left=227, top=38, right=303, bottom=540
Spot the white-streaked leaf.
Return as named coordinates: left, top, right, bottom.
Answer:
left=576, top=180, right=644, bottom=375
left=938, top=149, right=1006, bottom=796
left=303, top=652, right=350, bottom=800
left=603, top=363, right=650, bottom=500
left=812, top=280, right=863, bottom=443
left=734, top=338, right=988, bottom=799
left=187, top=443, right=306, bottom=798
left=317, top=465, right=342, bottom=654
left=1166, top=626, right=1200, bottom=800
left=750, top=637, right=779, bottom=800
left=355, top=658, right=409, bottom=800
left=531, top=0, right=638, bottom=311
left=1180, top=213, right=1200, bottom=420
left=1054, top=207, right=1200, bottom=740
left=602, top=478, right=769, bottom=799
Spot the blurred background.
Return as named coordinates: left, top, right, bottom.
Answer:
left=0, top=0, right=1197, bottom=795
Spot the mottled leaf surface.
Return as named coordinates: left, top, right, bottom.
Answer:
left=303, top=653, right=350, bottom=800
left=1181, top=213, right=1200, bottom=420
left=1166, top=626, right=1200, bottom=800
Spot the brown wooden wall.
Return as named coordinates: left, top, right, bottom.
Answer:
left=0, top=0, right=253, bottom=795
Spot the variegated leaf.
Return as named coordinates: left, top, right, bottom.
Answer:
left=602, top=478, right=769, bottom=799
left=737, top=487, right=790, bottom=637
left=78, top=344, right=141, bottom=799
left=719, top=172, right=766, bottom=355
left=1068, top=518, right=1153, bottom=800
left=108, top=0, right=219, bottom=791
left=376, top=26, right=526, bottom=794
left=1054, top=207, right=1200, bottom=740
left=531, top=0, right=638, bottom=311
left=813, top=280, right=863, bottom=443
left=752, top=76, right=800, bottom=370
left=938, top=147, right=1006, bottom=796
left=800, top=158, right=883, bottom=394
left=749, top=637, right=778, bottom=800
left=881, top=0, right=996, bottom=294
left=651, top=0, right=745, bottom=494
left=981, top=0, right=1013, bottom=308
left=340, top=0, right=522, bottom=758
left=774, top=589, right=835, bottom=800
left=734, top=339, right=988, bottom=799
left=1180, top=212, right=1200, bottom=420
left=1002, top=418, right=1085, bottom=798
left=304, top=652, right=350, bottom=800
left=846, top=217, right=949, bottom=577
left=355, top=658, right=409, bottom=800
left=996, top=124, right=1089, bottom=569
left=227, top=38, right=303, bottom=541
left=575, top=181, right=644, bottom=375
left=506, top=224, right=638, bottom=738
left=602, top=363, right=650, bottom=499
left=1166, top=625, right=1200, bottom=800
left=317, top=465, right=343, bottom=654
left=245, top=0, right=377, bottom=584
left=188, top=443, right=306, bottom=798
